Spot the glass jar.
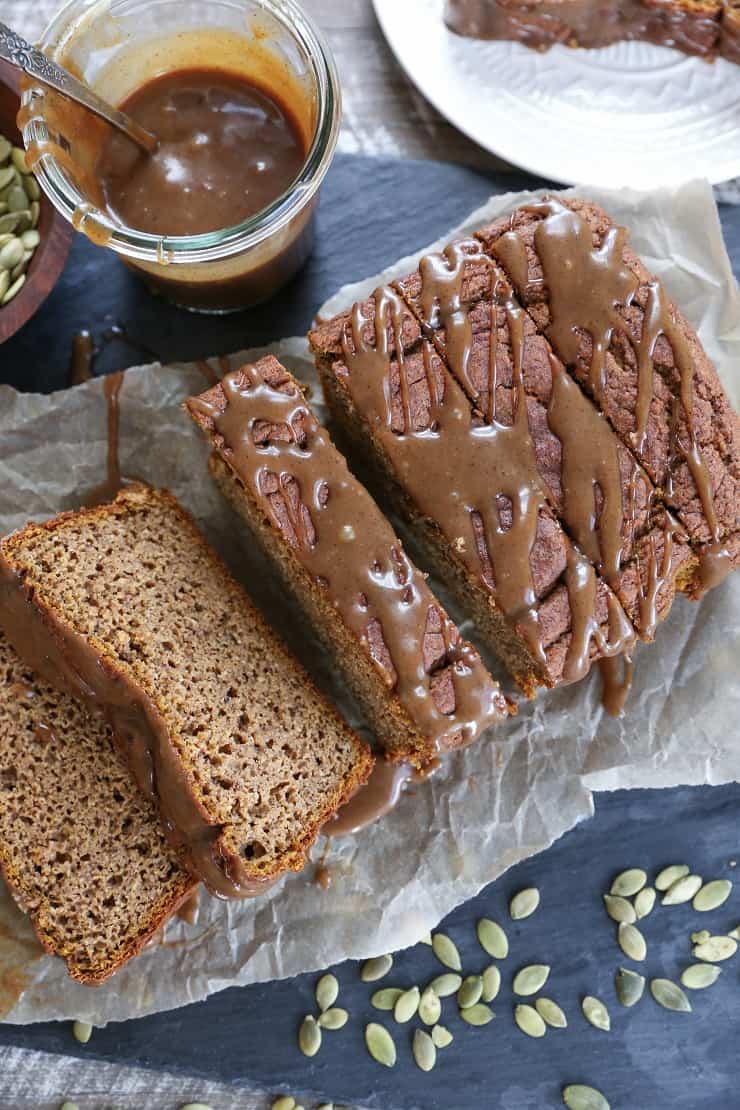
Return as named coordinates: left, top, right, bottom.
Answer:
left=21, top=0, right=341, bottom=312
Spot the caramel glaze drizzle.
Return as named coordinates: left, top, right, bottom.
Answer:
left=191, top=364, right=505, bottom=756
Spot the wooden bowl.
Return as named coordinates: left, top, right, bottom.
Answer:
left=0, top=59, right=74, bottom=345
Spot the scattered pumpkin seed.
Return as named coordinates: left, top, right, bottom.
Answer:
left=634, top=886, right=656, bottom=919
left=412, top=1028, right=436, bottom=1072
left=514, top=1003, right=546, bottom=1038
left=298, top=1015, right=321, bottom=1057
left=431, top=1023, right=453, bottom=1048
left=271, top=1098, right=296, bottom=1110
left=693, top=935, right=738, bottom=962
left=728, top=925, right=740, bottom=941
left=618, top=921, right=647, bottom=961
left=680, top=963, right=722, bottom=990
left=457, top=975, right=483, bottom=1009
left=481, top=964, right=501, bottom=1003
left=317, top=1105, right=333, bottom=1110
left=603, top=894, right=636, bottom=924
left=316, top=973, right=339, bottom=1012
left=513, top=964, right=550, bottom=996
left=179, top=1105, right=213, bottom=1110
left=610, top=868, right=647, bottom=897
left=371, top=986, right=403, bottom=1010
left=476, top=918, right=508, bottom=959
left=60, top=1103, right=80, bottom=1110
left=562, top=1083, right=610, bottom=1110
left=655, top=864, right=690, bottom=891
left=692, top=879, right=732, bottom=912
left=661, top=873, right=703, bottom=906
left=650, top=978, right=691, bottom=1013
left=393, top=986, right=420, bottom=1023
left=420, top=931, right=433, bottom=946
left=361, top=954, right=393, bottom=982
left=365, top=1022, right=396, bottom=1067
left=427, top=973, right=462, bottom=998
left=460, top=1003, right=494, bottom=1026
left=509, top=887, right=540, bottom=920
left=418, top=986, right=441, bottom=1026
left=615, top=967, right=645, bottom=1008
left=318, top=1007, right=348, bottom=1030
left=581, top=996, right=610, bottom=1031
left=72, top=1020, right=92, bottom=1044
left=535, top=997, right=567, bottom=1028
left=432, top=932, right=462, bottom=971
left=691, top=929, right=711, bottom=945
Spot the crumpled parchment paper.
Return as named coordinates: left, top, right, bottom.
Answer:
left=0, top=179, right=737, bottom=1025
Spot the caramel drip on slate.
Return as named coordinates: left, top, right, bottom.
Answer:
left=192, top=365, right=502, bottom=752
left=69, top=331, right=96, bottom=386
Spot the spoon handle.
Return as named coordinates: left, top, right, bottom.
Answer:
left=0, top=22, right=157, bottom=155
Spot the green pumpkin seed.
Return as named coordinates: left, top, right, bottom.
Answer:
left=317, top=1105, right=333, bottom=1110
left=11, top=147, right=29, bottom=174
left=509, top=887, right=540, bottom=920
left=481, top=964, right=501, bottom=1003
left=431, top=1023, right=453, bottom=1048
left=603, top=894, right=636, bottom=924
left=418, top=986, right=441, bottom=1026
left=562, top=1083, right=610, bottom=1110
left=316, top=973, right=339, bottom=1012
left=361, top=954, right=393, bottom=982
left=457, top=975, right=483, bottom=1009
left=535, top=997, right=567, bottom=1028
left=0, top=271, right=9, bottom=300
left=0, top=203, right=7, bottom=215
left=0, top=212, right=22, bottom=235
left=20, top=229, right=39, bottom=251
left=728, top=925, right=740, bottom=941
left=7, top=186, right=27, bottom=213
left=693, top=935, right=737, bottom=962
left=1, top=273, right=25, bottom=305
left=60, top=1104, right=80, bottom=1110
left=372, top=987, right=403, bottom=1010
left=476, top=918, right=508, bottom=959
left=618, top=922, right=646, bottom=962
left=30, top=201, right=40, bottom=228
left=10, top=259, right=26, bottom=282
left=0, top=137, right=11, bottom=164
left=318, top=1007, right=348, bottom=1030
left=72, top=1020, right=92, bottom=1044
left=394, top=986, right=420, bottom=1023
left=23, top=174, right=40, bottom=201
left=691, top=929, right=711, bottom=945
left=180, top=1105, right=213, bottom=1110
left=693, top=879, right=732, bottom=912
left=650, top=978, right=691, bottom=1013
left=460, top=1003, right=494, bottom=1027
left=681, top=963, right=722, bottom=990
left=581, top=996, right=610, bottom=1031
left=365, top=1022, right=396, bottom=1067
left=615, top=967, right=645, bottom=1008
left=0, top=236, right=22, bottom=271
left=634, top=886, right=656, bottom=919
left=298, top=1015, right=321, bottom=1057
left=655, top=864, right=690, bottom=891
left=0, top=166, right=15, bottom=192
left=412, top=1028, right=436, bottom=1072
left=271, top=1098, right=296, bottom=1110
left=420, top=931, right=432, bottom=946
left=514, top=1004, right=546, bottom=1038
left=0, top=233, right=12, bottom=246
left=662, top=874, right=702, bottom=906
left=432, top=932, right=461, bottom=972
left=513, top=964, right=550, bottom=996
left=610, top=869, right=647, bottom=897
left=427, top=973, right=462, bottom=998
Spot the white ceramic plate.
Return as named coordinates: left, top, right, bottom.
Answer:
left=372, top=0, right=740, bottom=189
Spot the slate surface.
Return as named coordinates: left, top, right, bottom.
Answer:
left=0, top=155, right=738, bottom=1110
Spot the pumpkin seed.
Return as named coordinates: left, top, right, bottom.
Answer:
left=23, top=174, right=40, bottom=201
left=0, top=271, right=9, bottom=300
left=0, top=212, right=22, bottom=235
left=7, top=186, right=27, bottom=213
left=30, top=201, right=39, bottom=227
left=298, top=1015, right=321, bottom=1057
left=615, top=967, right=645, bottom=1008
left=318, top=1008, right=348, bottom=1030
left=610, top=868, right=647, bottom=897
left=412, top=1028, right=436, bottom=1072
left=691, top=929, right=711, bottom=945
left=476, top=918, right=508, bottom=959
left=393, top=986, right=420, bottom=1023
left=361, top=954, right=393, bottom=982
left=271, top=1098, right=296, bottom=1110
left=365, top=1022, right=396, bottom=1067
left=693, top=879, right=732, bottom=912
left=418, top=986, right=441, bottom=1026
left=481, top=964, right=501, bottom=1003
left=316, top=973, right=339, bottom=1012
left=634, top=887, right=656, bottom=919
left=509, top=887, right=540, bottom=920
left=72, top=1020, right=92, bottom=1044
left=317, top=1105, right=333, bottom=1110
left=457, top=975, right=483, bottom=1009
left=371, top=987, right=404, bottom=1010
left=460, top=1003, right=494, bottom=1026
left=514, top=1003, right=546, bottom=1038
left=535, top=997, right=567, bottom=1028
left=60, top=1104, right=80, bottom=1110
left=0, top=166, right=15, bottom=192
left=431, top=1023, right=453, bottom=1048
left=420, top=931, right=433, bottom=946
left=0, top=137, right=11, bottom=164
left=180, top=1105, right=213, bottom=1110
left=581, top=996, right=610, bottom=1031
left=728, top=925, right=740, bottom=941
left=0, top=237, right=23, bottom=270
left=603, top=894, right=636, bottom=924
left=562, top=1083, right=610, bottom=1110
left=11, top=147, right=29, bottom=174
left=693, top=935, right=737, bottom=962
left=432, top=932, right=461, bottom=971
left=681, top=963, right=722, bottom=990
left=0, top=203, right=7, bottom=215
left=427, top=973, right=462, bottom=998
left=661, top=873, right=703, bottom=906
left=650, top=978, right=691, bottom=1013
left=513, top=964, right=550, bottom=996
left=618, top=922, right=647, bottom=962
left=1, top=273, right=25, bottom=305
left=655, top=863, right=690, bottom=891
left=20, top=229, right=39, bottom=251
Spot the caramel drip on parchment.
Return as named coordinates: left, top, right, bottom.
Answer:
left=598, top=654, right=634, bottom=719
left=326, top=755, right=440, bottom=838
left=83, top=372, right=127, bottom=508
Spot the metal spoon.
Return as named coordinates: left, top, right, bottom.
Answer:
left=0, top=21, right=158, bottom=155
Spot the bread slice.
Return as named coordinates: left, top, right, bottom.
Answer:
left=186, top=355, right=511, bottom=769
left=0, top=630, right=195, bottom=984
left=0, top=486, right=373, bottom=898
